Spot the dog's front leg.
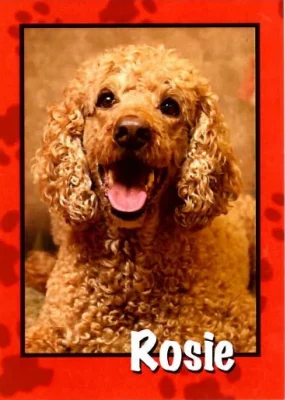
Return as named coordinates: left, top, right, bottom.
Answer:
left=217, top=289, right=256, bottom=353
left=25, top=321, right=67, bottom=353
left=25, top=255, right=88, bottom=353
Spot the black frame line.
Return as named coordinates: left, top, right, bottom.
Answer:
left=20, top=23, right=261, bottom=358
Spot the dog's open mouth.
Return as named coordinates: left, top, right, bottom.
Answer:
left=99, top=158, right=167, bottom=220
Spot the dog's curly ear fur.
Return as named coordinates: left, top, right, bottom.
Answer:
left=175, top=84, right=242, bottom=230
left=32, top=77, right=98, bottom=226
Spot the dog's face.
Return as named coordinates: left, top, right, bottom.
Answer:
left=83, top=48, right=195, bottom=227
left=34, top=45, right=242, bottom=230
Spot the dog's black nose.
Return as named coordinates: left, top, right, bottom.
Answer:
left=114, top=116, right=152, bottom=150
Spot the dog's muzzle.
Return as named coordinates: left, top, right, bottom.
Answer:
left=113, top=116, right=152, bottom=151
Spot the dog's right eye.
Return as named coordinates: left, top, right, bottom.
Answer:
left=96, top=90, right=116, bottom=108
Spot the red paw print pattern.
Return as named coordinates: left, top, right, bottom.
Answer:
left=0, top=240, right=18, bottom=286
left=0, top=355, right=53, bottom=397
left=268, top=193, right=284, bottom=241
left=0, top=210, right=19, bottom=233
left=158, top=376, right=176, bottom=399
left=0, top=105, right=19, bottom=166
left=279, top=0, right=283, bottom=18
left=0, top=1, right=283, bottom=400
left=261, top=258, right=273, bottom=282
left=141, top=0, right=157, bottom=13
left=0, top=324, right=10, bottom=348
left=261, top=295, right=267, bottom=313
left=0, top=150, right=10, bottom=166
left=99, top=0, right=140, bottom=22
left=0, top=106, right=19, bottom=147
left=261, top=192, right=284, bottom=313
left=99, top=0, right=157, bottom=22
left=8, top=1, right=62, bottom=52
left=183, top=377, right=235, bottom=400
left=0, top=209, right=19, bottom=286
left=158, top=360, right=242, bottom=399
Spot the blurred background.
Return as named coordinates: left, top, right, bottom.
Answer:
left=25, top=27, right=256, bottom=252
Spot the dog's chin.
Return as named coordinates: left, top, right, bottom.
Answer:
left=110, top=209, right=147, bottom=229
left=97, top=156, right=168, bottom=229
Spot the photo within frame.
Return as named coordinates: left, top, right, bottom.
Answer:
left=22, top=25, right=259, bottom=358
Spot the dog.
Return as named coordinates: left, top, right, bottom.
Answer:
left=25, top=45, right=256, bottom=353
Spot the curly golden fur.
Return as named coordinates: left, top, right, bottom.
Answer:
left=25, top=45, right=256, bottom=353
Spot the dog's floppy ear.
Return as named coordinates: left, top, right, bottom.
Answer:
left=32, top=76, right=98, bottom=226
left=175, top=84, right=242, bottom=230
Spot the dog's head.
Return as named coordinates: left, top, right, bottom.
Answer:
left=33, top=45, right=241, bottom=230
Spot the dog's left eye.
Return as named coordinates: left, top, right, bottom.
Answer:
left=159, top=97, right=180, bottom=117
left=96, top=90, right=116, bottom=108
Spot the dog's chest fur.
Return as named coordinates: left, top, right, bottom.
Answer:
left=47, top=213, right=249, bottom=353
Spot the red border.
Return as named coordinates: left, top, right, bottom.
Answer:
left=0, top=1, right=284, bottom=399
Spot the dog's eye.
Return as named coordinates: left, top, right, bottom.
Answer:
left=96, top=90, right=116, bottom=108
left=159, top=97, right=180, bottom=117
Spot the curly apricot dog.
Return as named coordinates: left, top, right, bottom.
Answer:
left=25, top=45, right=256, bottom=353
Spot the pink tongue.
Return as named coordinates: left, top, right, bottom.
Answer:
left=107, top=183, right=147, bottom=212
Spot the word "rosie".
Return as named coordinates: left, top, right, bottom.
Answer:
left=131, top=329, right=235, bottom=373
